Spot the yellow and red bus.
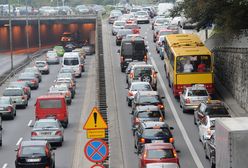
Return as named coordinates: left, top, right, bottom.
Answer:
left=163, top=34, right=214, bottom=97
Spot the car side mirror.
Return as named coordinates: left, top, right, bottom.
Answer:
left=117, top=49, right=120, bottom=53
left=0, top=127, right=2, bottom=130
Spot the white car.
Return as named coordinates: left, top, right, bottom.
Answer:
left=156, top=36, right=165, bottom=53
left=153, top=18, right=170, bottom=30
left=135, top=11, right=150, bottom=24
left=112, top=20, right=126, bottom=36
left=46, top=51, right=60, bottom=64
left=126, top=82, right=153, bottom=106
left=198, top=115, right=215, bottom=144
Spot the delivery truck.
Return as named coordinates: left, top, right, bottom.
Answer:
left=215, top=117, right=248, bottom=168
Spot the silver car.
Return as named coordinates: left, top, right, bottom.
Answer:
left=35, top=61, right=49, bottom=74
left=0, top=96, right=16, bottom=120
left=46, top=51, right=60, bottom=64
left=31, top=118, right=64, bottom=146
left=3, top=88, right=28, bottom=108
left=24, top=67, right=42, bottom=82
left=179, top=84, right=210, bottom=113
left=112, top=20, right=126, bottom=35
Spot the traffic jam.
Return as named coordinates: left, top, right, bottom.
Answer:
left=108, top=5, right=233, bottom=168
left=0, top=31, right=94, bottom=167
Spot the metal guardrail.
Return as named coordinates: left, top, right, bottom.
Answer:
left=0, top=49, right=49, bottom=87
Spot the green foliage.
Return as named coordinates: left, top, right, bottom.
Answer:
left=171, top=0, right=248, bottom=34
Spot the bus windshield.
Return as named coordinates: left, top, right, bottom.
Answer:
left=176, top=55, right=211, bottom=73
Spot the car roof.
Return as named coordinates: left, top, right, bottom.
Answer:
left=132, top=64, right=154, bottom=68
left=136, top=105, right=160, bottom=111
left=36, top=118, right=58, bottom=123
left=37, top=94, right=65, bottom=99
left=137, top=91, right=159, bottom=96
left=145, top=143, right=174, bottom=149
left=21, top=140, right=47, bottom=147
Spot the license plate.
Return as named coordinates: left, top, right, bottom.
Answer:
left=0, top=107, right=4, bottom=110
left=152, top=140, right=163, bottom=143
left=26, top=158, right=41, bottom=162
left=41, top=132, right=51, bottom=135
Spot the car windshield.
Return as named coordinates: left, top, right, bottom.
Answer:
left=47, top=52, right=57, bottom=57
left=136, top=11, right=147, bottom=16
left=36, top=62, right=46, bottom=67
left=206, top=106, right=229, bottom=116
left=117, top=29, right=132, bottom=36
left=159, top=31, right=173, bottom=36
left=19, top=73, right=35, bottom=79
left=134, top=67, right=152, bottom=77
left=156, top=19, right=169, bottom=24
left=39, top=99, right=62, bottom=108
left=147, top=149, right=174, bottom=159
left=21, top=146, right=46, bottom=156
left=34, top=121, right=58, bottom=128
left=139, top=95, right=160, bottom=104
left=144, top=128, right=170, bottom=137
left=50, top=86, right=67, bottom=92
left=25, top=68, right=38, bottom=73
left=125, top=24, right=139, bottom=29
left=3, top=89, right=22, bottom=96
left=64, top=58, right=79, bottom=65
left=115, top=22, right=125, bottom=26
left=137, top=111, right=162, bottom=118
left=131, top=84, right=152, bottom=91
left=9, top=82, right=26, bottom=87
left=188, top=89, right=208, bottom=96
left=0, top=98, right=10, bottom=104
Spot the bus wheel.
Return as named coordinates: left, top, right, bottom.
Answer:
left=168, top=76, right=171, bottom=88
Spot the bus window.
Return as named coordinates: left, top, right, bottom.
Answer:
left=176, top=55, right=211, bottom=73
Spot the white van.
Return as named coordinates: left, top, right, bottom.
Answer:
left=62, top=52, right=82, bottom=77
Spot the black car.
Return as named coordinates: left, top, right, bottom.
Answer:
left=118, top=38, right=148, bottom=72
left=115, top=29, right=133, bottom=46
left=205, top=133, right=216, bottom=168
left=134, top=121, right=174, bottom=153
left=132, top=91, right=165, bottom=115
left=0, top=114, right=2, bottom=146
left=131, top=105, right=164, bottom=135
left=194, top=100, right=231, bottom=126
left=15, top=140, right=55, bottom=168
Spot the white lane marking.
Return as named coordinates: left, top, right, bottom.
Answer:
left=2, top=163, right=8, bottom=168
left=16, top=137, right=23, bottom=146
left=27, top=120, right=32, bottom=127
left=150, top=57, right=204, bottom=168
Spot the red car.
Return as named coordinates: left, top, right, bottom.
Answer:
left=124, top=23, right=140, bottom=34
left=139, top=143, right=179, bottom=168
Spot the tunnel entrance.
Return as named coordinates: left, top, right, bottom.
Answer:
left=0, top=16, right=96, bottom=52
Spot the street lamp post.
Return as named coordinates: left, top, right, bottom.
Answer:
left=25, top=0, right=30, bottom=59
left=8, top=0, right=13, bottom=70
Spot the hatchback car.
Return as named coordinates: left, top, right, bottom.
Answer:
left=179, top=84, right=210, bottom=113
left=0, top=96, right=16, bottom=119
left=49, top=84, right=72, bottom=105
left=81, top=45, right=95, bottom=55
left=18, top=72, right=39, bottom=90
left=134, top=121, right=174, bottom=153
left=127, top=82, right=153, bottom=106
left=116, top=29, right=133, bottom=46
left=139, top=143, right=179, bottom=168
left=35, top=61, right=49, bottom=74
left=125, top=61, right=147, bottom=82
left=31, top=118, right=64, bottom=146
left=59, top=67, right=75, bottom=78
left=135, top=11, right=150, bottom=24
left=204, top=132, right=216, bottom=168
left=128, top=64, right=158, bottom=90
left=15, top=140, right=55, bottom=168
left=54, top=78, right=76, bottom=98
left=24, top=67, right=42, bottom=82
left=8, top=81, right=31, bottom=100
left=132, top=91, right=165, bottom=114
left=152, top=18, right=170, bottom=30
left=132, top=105, right=164, bottom=134
left=112, top=20, right=126, bottom=35
left=53, top=45, right=65, bottom=57
left=46, top=51, right=60, bottom=64
left=3, top=88, right=28, bottom=108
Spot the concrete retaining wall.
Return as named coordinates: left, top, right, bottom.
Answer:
left=212, top=47, right=248, bottom=112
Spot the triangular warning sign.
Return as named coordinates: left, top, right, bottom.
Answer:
left=83, top=107, right=108, bottom=130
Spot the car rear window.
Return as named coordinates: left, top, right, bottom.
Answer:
left=3, top=89, right=23, bottom=96
left=188, top=90, right=208, bottom=96
left=122, top=42, right=133, bottom=56
left=206, top=106, right=229, bottom=116
left=21, top=146, right=46, bottom=156
left=134, top=67, right=152, bottom=77
left=39, top=99, right=62, bottom=108
left=137, top=111, right=162, bottom=118
left=139, top=95, right=160, bottom=104
left=147, top=149, right=174, bottom=159
left=64, top=58, right=79, bottom=65
left=131, top=84, right=152, bottom=91
left=144, top=128, right=171, bottom=137
left=0, top=98, right=10, bottom=104
left=35, top=121, right=58, bottom=128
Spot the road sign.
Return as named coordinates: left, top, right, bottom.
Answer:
left=87, top=129, right=105, bottom=139
left=83, top=107, right=108, bottom=130
left=84, top=139, right=109, bottom=163
left=91, top=164, right=105, bottom=168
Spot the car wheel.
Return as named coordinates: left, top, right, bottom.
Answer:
left=128, top=99, right=131, bottom=107
left=58, top=141, right=63, bottom=147
left=121, top=67, right=125, bottom=72
left=210, top=157, right=215, bottom=168
left=10, top=112, right=14, bottom=120
left=204, top=144, right=209, bottom=159
left=14, top=109, right=16, bottom=116
left=0, top=140, right=2, bottom=146
left=182, top=108, right=186, bottom=113
left=194, top=116, right=197, bottom=125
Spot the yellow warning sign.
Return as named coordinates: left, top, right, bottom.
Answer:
left=83, top=107, right=108, bottom=130
left=87, top=129, right=105, bottom=139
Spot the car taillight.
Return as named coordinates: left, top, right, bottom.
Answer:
left=169, top=138, right=174, bottom=143
left=134, top=117, right=140, bottom=124
left=173, top=149, right=177, bottom=157
left=128, top=91, right=133, bottom=97
left=31, top=132, right=38, bottom=136
left=158, top=104, right=164, bottom=109
left=17, top=147, right=22, bottom=157
left=153, top=72, right=157, bottom=78
left=31, top=80, right=37, bottom=84
left=129, top=72, right=134, bottom=79
left=159, top=117, right=164, bottom=122
left=22, top=96, right=25, bottom=100
left=143, top=150, right=147, bottom=158
left=55, top=130, right=62, bottom=136
left=144, top=55, right=147, bottom=62
left=185, top=98, right=190, bottom=104
left=140, top=138, right=145, bottom=143
left=45, top=147, right=49, bottom=157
